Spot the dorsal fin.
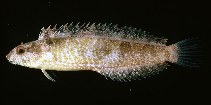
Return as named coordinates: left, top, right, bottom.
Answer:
left=38, top=22, right=167, bottom=45
left=38, top=25, right=58, bottom=40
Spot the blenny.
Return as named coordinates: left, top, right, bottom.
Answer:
left=6, top=23, right=200, bottom=82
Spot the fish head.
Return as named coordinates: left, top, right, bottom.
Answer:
left=6, top=41, right=43, bottom=68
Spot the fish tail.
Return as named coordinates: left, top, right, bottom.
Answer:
left=168, top=38, right=202, bottom=67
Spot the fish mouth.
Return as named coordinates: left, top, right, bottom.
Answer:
left=6, top=53, right=15, bottom=64
left=7, top=59, right=17, bottom=65
left=6, top=58, right=14, bottom=64
left=6, top=53, right=11, bottom=61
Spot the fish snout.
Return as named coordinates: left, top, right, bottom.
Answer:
left=6, top=51, right=13, bottom=62
left=6, top=53, right=11, bottom=60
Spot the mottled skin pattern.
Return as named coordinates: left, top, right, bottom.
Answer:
left=6, top=23, right=199, bottom=81
left=6, top=24, right=182, bottom=81
left=23, top=36, right=172, bottom=72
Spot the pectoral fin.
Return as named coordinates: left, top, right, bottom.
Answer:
left=41, top=69, right=56, bottom=82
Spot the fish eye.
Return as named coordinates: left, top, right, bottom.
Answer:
left=16, top=46, right=25, bottom=54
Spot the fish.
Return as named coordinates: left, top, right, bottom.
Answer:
left=6, top=23, right=200, bottom=82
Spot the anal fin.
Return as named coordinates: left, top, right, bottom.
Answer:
left=41, top=69, right=56, bottom=82
left=94, top=63, right=168, bottom=82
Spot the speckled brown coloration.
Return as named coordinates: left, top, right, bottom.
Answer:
left=6, top=23, right=199, bottom=81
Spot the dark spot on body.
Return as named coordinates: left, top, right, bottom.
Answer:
left=26, top=42, right=42, bottom=53
left=119, top=41, right=132, bottom=55
left=46, top=39, right=54, bottom=45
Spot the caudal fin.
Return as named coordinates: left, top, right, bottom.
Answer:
left=170, top=38, right=202, bottom=68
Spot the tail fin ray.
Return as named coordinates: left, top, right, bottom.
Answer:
left=175, top=38, right=202, bottom=68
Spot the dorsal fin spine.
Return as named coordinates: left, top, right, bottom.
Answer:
left=38, top=22, right=167, bottom=45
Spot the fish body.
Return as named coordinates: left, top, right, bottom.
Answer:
left=6, top=23, right=199, bottom=81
